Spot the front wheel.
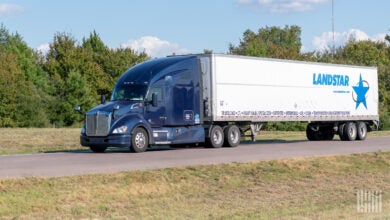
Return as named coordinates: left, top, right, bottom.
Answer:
left=130, top=127, right=149, bottom=153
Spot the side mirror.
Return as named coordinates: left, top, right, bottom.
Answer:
left=101, top=94, right=106, bottom=104
left=151, top=93, right=158, bottom=107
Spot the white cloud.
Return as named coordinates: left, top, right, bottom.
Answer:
left=36, top=43, right=50, bottom=55
left=121, top=36, right=191, bottom=58
left=236, top=0, right=328, bottom=13
left=312, top=29, right=386, bottom=51
left=0, top=3, right=24, bottom=17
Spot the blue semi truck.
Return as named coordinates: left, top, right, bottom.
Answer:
left=75, top=54, right=379, bottom=153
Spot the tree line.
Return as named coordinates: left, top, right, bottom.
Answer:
left=0, top=24, right=389, bottom=129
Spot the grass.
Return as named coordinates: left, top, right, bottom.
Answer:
left=0, top=128, right=83, bottom=155
left=0, top=128, right=389, bottom=155
left=0, top=152, right=389, bottom=219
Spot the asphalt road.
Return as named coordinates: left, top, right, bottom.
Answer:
left=1, top=136, right=389, bottom=178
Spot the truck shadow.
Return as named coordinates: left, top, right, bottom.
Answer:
left=45, top=139, right=341, bottom=154
left=241, top=139, right=308, bottom=145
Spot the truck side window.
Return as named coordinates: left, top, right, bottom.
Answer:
left=148, top=87, right=163, bottom=102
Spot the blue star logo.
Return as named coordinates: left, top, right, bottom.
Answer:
left=352, top=74, right=369, bottom=109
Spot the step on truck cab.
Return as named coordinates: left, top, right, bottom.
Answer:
left=75, top=54, right=379, bottom=153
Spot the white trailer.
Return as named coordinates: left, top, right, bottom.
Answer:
left=78, top=53, right=380, bottom=153
left=199, top=54, right=379, bottom=144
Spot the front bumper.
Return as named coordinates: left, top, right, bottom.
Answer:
left=80, top=134, right=131, bottom=148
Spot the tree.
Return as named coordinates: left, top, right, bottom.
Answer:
left=61, top=70, right=94, bottom=126
left=42, top=31, right=149, bottom=126
left=229, top=25, right=302, bottom=59
left=0, top=25, right=51, bottom=127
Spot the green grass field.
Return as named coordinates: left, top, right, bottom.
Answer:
left=0, top=152, right=389, bottom=219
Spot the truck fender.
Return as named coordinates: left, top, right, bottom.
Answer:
left=112, top=114, right=153, bottom=144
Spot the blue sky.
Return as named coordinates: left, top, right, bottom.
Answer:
left=0, top=0, right=389, bottom=57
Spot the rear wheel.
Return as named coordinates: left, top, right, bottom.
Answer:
left=343, top=122, right=357, bottom=141
left=306, top=123, right=334, bottom=141
left=306, top=124, right=319, bottom=141
left=130, top=127, right=149, bottom=153
left=223, top=125, right=240, bottom=147
left=338, top=123, right=347, bottom=141
left=206, top=125, right=224, bottom=148
left=321, top=125, right=334, bottom=140
left=90, top=146, right=107, bottom=153
left=356, top=122, right=367, bottom=141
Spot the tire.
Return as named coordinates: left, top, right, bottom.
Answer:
left=130, top=127, right=149, bottom=153
left=206, top=125, right=224, bottom=148
left=343, top=122, right=357, bottom=141
left=320, top=125, right=334, bottom=140
left=338, top=123, right=347, bottom=141
left=356, top=122, right=367, bottom=141
left=306, top=124, right=320, bottom=141
left=223, top=125, right=241, bottom=147
left=90, top=146, right=107, bottom=153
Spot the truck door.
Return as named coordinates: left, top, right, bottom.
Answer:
left=145, top=84, right=166, bottom=127
left=165, top=65, right=201, bottom=126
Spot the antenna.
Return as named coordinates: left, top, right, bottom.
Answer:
left=332, top=0, right=335, bottom=59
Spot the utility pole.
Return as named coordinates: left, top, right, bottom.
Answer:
left=332, top=0, right=335, bottom=59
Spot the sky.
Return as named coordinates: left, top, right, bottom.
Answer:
left=0, top=0, right=389, bottom=57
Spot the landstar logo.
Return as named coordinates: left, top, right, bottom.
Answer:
left=312, top=73, right=349, bottom=86
left=352, top=74, right=369, bottom=109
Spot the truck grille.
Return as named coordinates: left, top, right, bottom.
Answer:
left=85, top=111, right=111, bottom=136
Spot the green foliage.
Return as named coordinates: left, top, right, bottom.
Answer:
left=229, top=25, right=302, bottom=59
left=41, top=31, right=148, bottom=126
left=0, top=23, right=389, bottom=130
left=0, top=25, right=51, bottom=127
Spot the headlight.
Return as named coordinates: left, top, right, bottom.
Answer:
left=112, top=125, right=128, bottom=134
left=81, top=126, right=86, bottom=134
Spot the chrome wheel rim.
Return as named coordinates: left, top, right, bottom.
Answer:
left=134, top=132, right=146, bottom=149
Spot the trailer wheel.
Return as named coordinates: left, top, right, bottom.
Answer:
left=90, top=146, right=107, bottom=153
left=306, top=124, right=320, bottom=141
left=356, top=122, right=367, bottom=141
left=338, top=123, right=347, bottom=141
left=130, top=127, right=149, bottom=153
left=224, top=125, right=240, bottom=147
left=343, top=122, right=357, bottom=141
left=206, top=125, right=224, bottom=148
left=320, top=125, right=334, bottom=140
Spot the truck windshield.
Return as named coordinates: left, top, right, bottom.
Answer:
left=110, top=84, right=147, bottom=101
